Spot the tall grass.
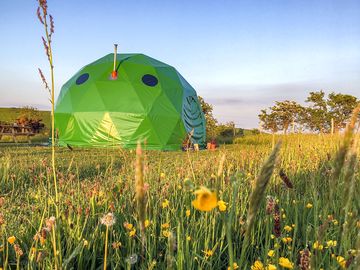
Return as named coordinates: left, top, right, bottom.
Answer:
left=0, top=132, right=359, bottom=269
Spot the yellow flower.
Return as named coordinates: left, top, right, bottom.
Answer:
left=161, top=223, right=170, bottom=229
left=202, top=249, right=213, bottom=258
left=326, top=240, right=337, bottom=248
left=251, top=260, right=264, bottom=270
left=129, top=229, right=136, bottom=237
left=274, top=243, right=280, bottom=249
left=332, top=219, right=339, bottom=225
left=192, top=186, right=217, bottom=212
left=282, top=213, right=286, bottom=219
left=266, top=264, right=277, bottom=270
left=162, top=199, right=169, bottom=209
left=7, top=236, right=16, bottom=245
left=218, top=200, right=227, bottom=212
left=160, top=172, right=166, bottom=179
left=282, top=237, right=292, bottom=244
left=278, top=257, right=293, bottom=269
left=186, top=210, right=191, bottom=217
left=162, top=230, right=170, bottom=237
left=227, top=262, right=239, bottom=270
left=313, top=241, right=323, bottom=250
left=284, top=225, right=292, bottom=232
left=268, top=250, right=275, bottom=257
left=306, top=203, right=313, bottom=209
left=83, top=240, right=89, bottom=246
left=124, top=222, right=133, bottom=230
left=336, top=256, right=346, bottom=269
left=144, top=220, right=150, bottom=228
left=270, top=234, right=275, bottom=239
left=186, top=236, right=191, bottom=241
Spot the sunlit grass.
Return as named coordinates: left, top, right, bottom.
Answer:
left=0, top=133, right=359, bottom=269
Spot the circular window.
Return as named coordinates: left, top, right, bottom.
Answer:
left=142, top=74, right=158, bottom=87
left=76, top=73, right=89, bottom=85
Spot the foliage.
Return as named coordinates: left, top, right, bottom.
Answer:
left=198, top=96, right=218, bottom=140
left=259, top=91, right=359, bottom=134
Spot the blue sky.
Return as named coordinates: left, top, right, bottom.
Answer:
left=0, top=0, right=359, bottom=128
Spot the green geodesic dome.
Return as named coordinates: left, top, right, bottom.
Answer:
left=54, top=53, right=206, bottom=150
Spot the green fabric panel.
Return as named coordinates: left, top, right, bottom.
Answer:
left=55, top=53, right=206, bottom=150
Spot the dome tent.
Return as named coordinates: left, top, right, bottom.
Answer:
left=55, top=53, right=206, bottom=150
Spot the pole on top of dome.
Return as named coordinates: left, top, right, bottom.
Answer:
left=111, top=44, right=118, bottom=79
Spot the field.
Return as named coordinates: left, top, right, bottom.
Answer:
left=0, top=133, right=359, bottom=269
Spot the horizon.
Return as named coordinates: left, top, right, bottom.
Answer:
left=0, top=0, right=359, bottom=128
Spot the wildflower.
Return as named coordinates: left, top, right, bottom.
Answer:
left=14, top=244, right=23, bottom=257
left=313, top=241, right=323, bottom=250
left=326, top=240, right=337, bottom=248
left=279, top=169, right=293, bottom=188
left=336, top=256, right=346, bottom=269
left=45, top=216, right=56, bottom=231
left=266, top=265, right=277, bottom=270
left=162, top=230, right=170, bottom=237
left=299, top=248, right=310, bottom=270
left=227, top=262, right=239, bottom=270
left=186, top=209, right=191, bottom=217
left=186, top=236, right=191, bottom=241
left=282, top=237, right=292, bottom=244
left=274, top=243, right=280, bottom=249
left=144, top=220, right=150, bottom=228
left=282, top=213, right=286, bottom=219
left=218, top=200, right=227, bottom=212
left=8, top=236, right=16, bottom=245
left=162, top=199, right=169, bottom=208
left=306, top=203, right=313, bottom=209
left=332, top=219, right=339, bottom=225
left=278, top=257, right=294, bottom=269
left=0, top=213, right=4, bottom=226
left=273, top=204, right=281, bottom=238
left=202, top=249, right=213, bottom=259
left=161, top=223, right=170, bottom=229
left=251, top=260, right=264, bottom=270
left=100, top=213, right=116, bottom=227
left=160, top=172, right=166, bottom=179
left=129, top=229, right=136, bottom=237
left=284, top=225, right=292, bottom=232
left=268, top=250, right=275, bottom=257
left=266, top=196, right=276, bottom=214
left=124, top=222, right=134, bottom=230
left=83, top=240, right=88, bottom=246
left=112, top=242, right=121, bottom=249
left=270, top=234, right=275, bottom=239
left=192, top=186, right=217, bottom=212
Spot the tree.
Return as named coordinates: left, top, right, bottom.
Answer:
left=304, top=91, right=330, bottom=133
left=259, top=101, right=303, bottom=134
left=198, top=96, right=218, bottom=140
left=327, top=93, right=358, bottom=132
left=258, top=110, right=279, bottom=134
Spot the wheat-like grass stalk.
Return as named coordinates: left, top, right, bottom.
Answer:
left=135, top=142, right=147, bottom=255
left=239, top=141, right=281, bottom=266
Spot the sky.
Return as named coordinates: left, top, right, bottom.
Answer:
left=0, top=0, right=359, bottom=128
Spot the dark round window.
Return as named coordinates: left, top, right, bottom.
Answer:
left=76, top=73, right=89, bottom=85
left=142, top=74, right=158, bottom=87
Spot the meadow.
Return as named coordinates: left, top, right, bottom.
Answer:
left=0, top=133, right=359, bottom=269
